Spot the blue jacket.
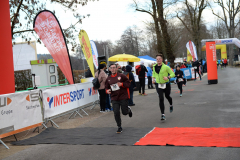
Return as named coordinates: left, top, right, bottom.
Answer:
left=147, top=66, right=152, bottom=77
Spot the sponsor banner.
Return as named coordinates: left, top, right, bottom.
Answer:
left=43, top=82, right=98, bottom=119
left=79, top=30, right=95, bottom=77
left=33, top=10, right=74, bottom=84
left=90, top=40, right=99, bottom=69
left=0, top=90, right=42, bottom=138
left=191, top=67, right=200, bottom=79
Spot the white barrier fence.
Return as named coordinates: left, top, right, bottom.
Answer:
left=0, top=90, right=43, bottom=149
left=0, top=82, right=99, bottom=149
left=43, top=82, right=98, bottom=120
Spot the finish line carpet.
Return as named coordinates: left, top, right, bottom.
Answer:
left=11, top=127, right=153, bottom=146
left=11, top=127, right=240, bottom=147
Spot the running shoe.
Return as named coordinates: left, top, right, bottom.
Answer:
left=128, top=106, right=133, bottom=118
left=170, top=105, right=173, bottom=113
left=139, top=93, right=142, bottom=95
left=200, top=78, right=202, bottom=81
left=116, top=127, right=122, bottom=134
left=129, top=104, right=135, bottom=106
left=161, top=114, right=166, bottom=121
left=142, top=93, right=148, bottom=96
left=180, top=94, right=182, bottom=97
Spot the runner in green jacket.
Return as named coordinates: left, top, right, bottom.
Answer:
left=152, top=53, right=175, bottom=121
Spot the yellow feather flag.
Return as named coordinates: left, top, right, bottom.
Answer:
left=79, top=30, right=94, bottom=77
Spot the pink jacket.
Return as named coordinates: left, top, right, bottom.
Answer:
left=95, top=70, right=107, bottom=90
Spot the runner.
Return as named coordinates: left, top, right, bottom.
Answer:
left=192, top=58, right=202, bottom=81
left=105, top=64, right=133, bottom=134
left=152, top=53, right=175, bottom=121
left=224, top=58, right=228, bottom=68
left=217, top=59, right=221, bottom=69
left=175, top=65, right=184, bottom=97
left=221, top=59, right=224, bottom=69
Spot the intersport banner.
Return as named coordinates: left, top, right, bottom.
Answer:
left=43, top=82, right=98, bottom=119
left=186, top=41, right=198, bottom=60
left=0, top=90, right=42, bottom=138
left=33, top=10, right=74, bottom=84
left=90, top=40, right=99, bottom=69
left=79, top=30, right=94, bottom=76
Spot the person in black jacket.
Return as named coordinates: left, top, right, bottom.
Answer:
left=85, top=67, right=93, bottom=78
left=124, top=65, right=136, bottom=106
left=192, top=58, right=202, bottom=81
left=138, top=61, right=148, bottom=96
left=175, top=65, right=184, bottom=97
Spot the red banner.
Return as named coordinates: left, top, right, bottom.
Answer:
left=33, top=10, right=74, bottom=84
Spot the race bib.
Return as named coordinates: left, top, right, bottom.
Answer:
left=194, top=67, right=197, bottom=69
left=158, top=83, right=166, bottom=89
left=178, top=78, right=183, bottom=82
left=111, top=83, right=120, bottom=91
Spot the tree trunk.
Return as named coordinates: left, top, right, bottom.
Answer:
left=155, top=0, right=175, bottom=68
left=151, top=0, right=162, bottom=54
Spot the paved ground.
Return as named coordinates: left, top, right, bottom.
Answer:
left=1, top=67, right=240, bottom=160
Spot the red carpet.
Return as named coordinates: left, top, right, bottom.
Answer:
left=135, top=127, right=240, bottom=147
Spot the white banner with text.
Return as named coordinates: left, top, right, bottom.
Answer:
left=43, top=82, right=99, bottom=119
left=0, top=90, right=42, bottom=138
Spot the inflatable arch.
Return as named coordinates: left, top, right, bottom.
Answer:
left=201, top=44, right=227, bottom=60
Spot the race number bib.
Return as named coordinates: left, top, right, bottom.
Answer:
left=158, top=83, right=166, bottom=89
left=194, top=67, right=197, bottom=69
left=111, top=83, right=120, bottom=91
left=178, top=78, right=183, bottom=82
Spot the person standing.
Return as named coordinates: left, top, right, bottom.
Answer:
left=175, top=65, right=184, bottom=97
left=124, top=65, right=136, bottom=106
left=138, top=61, right=148, bottom=96
left=147, top=65, right=154, bottom=89
left=192, top=58, right=202, bottom=81
left=95, top=64, right=107, bottom=112
left=152, top=53, right=175, bottom=121
left=104, top=65, right=112, bottom=112
left=105, top=64, right=133, bottom=134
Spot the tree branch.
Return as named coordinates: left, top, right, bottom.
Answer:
left=13, top=29, right=34, bottom=34
left=11, top=0, right=24, bottom=38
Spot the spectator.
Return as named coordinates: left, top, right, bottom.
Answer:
left=138, top=61, right=148, bottom=96
left=124, top=65, right=136, bottom=106
left=95, top=64, right=107, bottom=112
left=85, top=67, right=93, bottom=78
left=147, top=64, right=154, bottom=89
left=180, top=63, right=186, bottom=69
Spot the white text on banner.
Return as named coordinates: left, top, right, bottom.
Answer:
left=43, top=82, right=99, bottom=119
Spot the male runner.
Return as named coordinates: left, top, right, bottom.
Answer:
left=152, top=53, right=175, bottom=121
left=105, top=64, right=132, bottom=133
left=192, top=58, right=202, bottom=81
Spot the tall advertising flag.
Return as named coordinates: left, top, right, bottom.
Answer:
left=90, top=40, right=99, bottom=69
left=186, top=41, right=198, bottom=60
left=33, top=10, right=74, bottom=84
left=79, top=30, right=94, bottom=76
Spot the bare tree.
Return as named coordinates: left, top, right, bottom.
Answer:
left=210, top=0, right=240, bottom=65
left=10, top=0, right=96, bottom=51
left=133, top=0, right=178, bottom=67
left=176, top=0, right=208, bottom=59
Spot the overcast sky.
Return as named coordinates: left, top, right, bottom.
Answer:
left=21, top=0, right=220, bottom=54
